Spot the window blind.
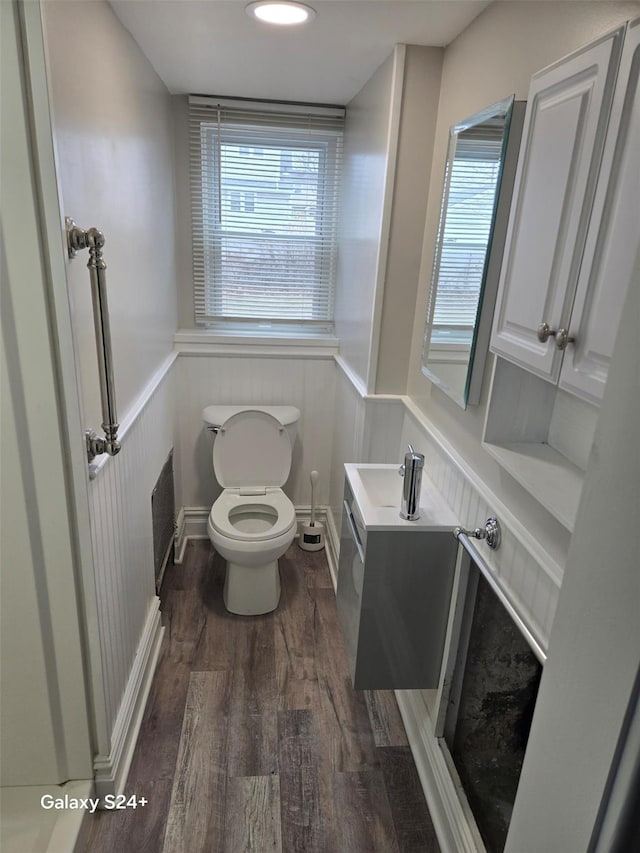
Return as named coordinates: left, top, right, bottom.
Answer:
left=189, top=97, right=344, bottom=327
left=428, top=132, right=504, bottom=336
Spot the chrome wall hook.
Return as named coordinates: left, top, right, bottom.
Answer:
left=454, top=516, right=501, bottom=550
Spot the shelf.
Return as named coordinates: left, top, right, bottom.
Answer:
left=483, top=440, right=583, bottom=531
left=481, top=357, right=595, bottom=531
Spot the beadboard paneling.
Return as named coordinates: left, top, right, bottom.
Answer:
left=89, top=360, right=176, bottom=738
left=176, top=353, right=336, bottom=511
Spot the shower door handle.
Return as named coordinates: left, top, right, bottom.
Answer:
left=66, top=217, right=121, bottom=463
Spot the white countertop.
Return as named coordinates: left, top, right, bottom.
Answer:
left=345, top=463, right=459, bottom=532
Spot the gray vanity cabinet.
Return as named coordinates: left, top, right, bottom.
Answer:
left=337, top=480, right=457, bottom=690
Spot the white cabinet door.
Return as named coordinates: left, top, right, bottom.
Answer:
left=491, top=28, right=624, bottom=382
left=559, top=18, right=640, bottom=404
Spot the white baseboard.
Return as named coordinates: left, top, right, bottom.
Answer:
left=395, top=690, right=483, bottom=853
left=173, top=507, right=209, bottom=564
left=174, top=505, right=338, bottom=575
left=93, top=599, right=164, bottom=802
left=174, top=506, right=186, bottom=561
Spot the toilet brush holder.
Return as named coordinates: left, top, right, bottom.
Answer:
left=299, top=469, right=325, bottom=551
left=299, top=520, right=325, bottom=552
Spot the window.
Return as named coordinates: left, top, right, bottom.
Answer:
left=189, top=97, right=344, bottom=330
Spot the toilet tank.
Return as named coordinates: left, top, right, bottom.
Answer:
left=202, top=405, right=300, bottom=445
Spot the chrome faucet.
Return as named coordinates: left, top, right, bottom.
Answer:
left=399, top=444, right=424, bottom=520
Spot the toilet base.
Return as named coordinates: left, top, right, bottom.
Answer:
left=223, top=559, right=281, bottom=615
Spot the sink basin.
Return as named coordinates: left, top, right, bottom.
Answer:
left=357, top=465, right=402, bottom=507
left=345, top=463, right=457, bottom=531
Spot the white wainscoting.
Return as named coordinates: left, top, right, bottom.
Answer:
left=87, top=354, right=176, bottom=794
left=175, top=351, right=337, bottom=512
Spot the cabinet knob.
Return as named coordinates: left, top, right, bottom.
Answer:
left=536, top=322, right=575, bottom=350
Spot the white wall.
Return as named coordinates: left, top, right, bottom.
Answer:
left=42, top=0, right=178, bottom=428
left=374, top=45, right=443, bottom=394
left=333, top=50, right=397, bottom=387
left=406, top=0, right=640, bottom=569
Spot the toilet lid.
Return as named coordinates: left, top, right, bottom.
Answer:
left=213, top=409, right=292, bottom=488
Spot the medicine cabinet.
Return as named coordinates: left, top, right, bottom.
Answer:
left=485, top=18, right=640, bottom=529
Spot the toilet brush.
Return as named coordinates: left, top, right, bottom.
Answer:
left=299, top=470, right=325, bottom=551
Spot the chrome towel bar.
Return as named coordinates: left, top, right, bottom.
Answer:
left=66, top=217, right=120, bottom=463
left=454, top=522, right=547, bottom=665
left=454, top=516, right=501, bottom=550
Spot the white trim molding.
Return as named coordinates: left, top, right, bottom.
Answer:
left=395, top=691, right=484, bottom=853
left=92, top=600, right=163, bottom=801
left=89, top=352, right=177, bottom=480
left=173, top=506, right=210, bottom=564
left=174, top=329, right=339, bottom=359
left=189, top=95, right=345, bottom=119
left=174, top=505, right=338, bottom=586
left=334, top=353, right=368, bottom=397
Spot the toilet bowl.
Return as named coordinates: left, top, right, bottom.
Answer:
left=204, top=406, right=299, bottom=615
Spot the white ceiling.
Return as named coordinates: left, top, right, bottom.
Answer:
left=109, top=0, right=492, bottom=104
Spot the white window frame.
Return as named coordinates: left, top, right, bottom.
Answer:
left=189, top=96, right=344, bottom=333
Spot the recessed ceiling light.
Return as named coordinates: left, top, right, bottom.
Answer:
left=245, top=1, right=316, bottom=26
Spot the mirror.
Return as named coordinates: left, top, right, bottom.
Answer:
left=421, top=96, right=524, bottom=408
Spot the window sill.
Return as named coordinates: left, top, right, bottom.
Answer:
left=173, top=327, right=340, bottom=358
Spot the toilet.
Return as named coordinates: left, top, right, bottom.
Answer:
left=203, top=405, right=300, bottom=615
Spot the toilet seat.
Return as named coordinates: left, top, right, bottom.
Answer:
left=210, top=489, right=296, bottom=542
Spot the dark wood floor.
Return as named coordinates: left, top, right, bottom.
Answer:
left=83, top=539, right=440, bottom=853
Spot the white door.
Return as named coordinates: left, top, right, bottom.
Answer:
left=1, top=0, right=96, bottom=786
left=559, top=18, right=640, bottom=404
left=491, top=28, right=624, bottom=382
